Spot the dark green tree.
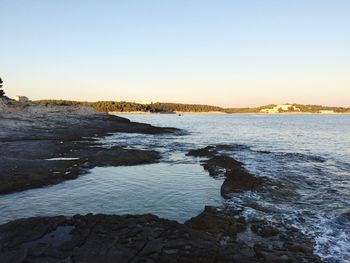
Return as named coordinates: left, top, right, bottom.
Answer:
left=0, top=77, right=5, bottom=97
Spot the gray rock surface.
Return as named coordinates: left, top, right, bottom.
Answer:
left=0, top=207, right=322, bottom=263
left=0, top=100, right=179, bottom=194
left=200, top=154, right=267, bottom=198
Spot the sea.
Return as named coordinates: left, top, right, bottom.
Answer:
left=0, top=114, right=349, bottom=262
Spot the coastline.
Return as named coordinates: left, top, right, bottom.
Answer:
left=0, top=143, right=322, bottom=263
left=0, top=100, right=179, bottom=194
left=108, top=111, right=226, bottom=115
left=109, top=111, right=350, bottom=115
left=0, top=99, right=324, bottom=262
left=175, top=111, right=226, bottom=114
left=32, top=100, right=350, bottom=116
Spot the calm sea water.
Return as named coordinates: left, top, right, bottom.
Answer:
left=0, top=114, right=349, bottom=262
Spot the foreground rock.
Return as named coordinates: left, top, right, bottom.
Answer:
left=0, top=207, right=322, bottom=263
left=0, top=100, right=179, bottom=194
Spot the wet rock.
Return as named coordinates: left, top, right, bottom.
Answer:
left=338, top=211, right=350, bottom=222
left=187, top=144, right=249, bottom=157
left=0, top=142, right=160, bottom=195
left=139, top=238, right=164, bottom=256
left=202, top=156, right=243, bottom=177
left=222, top=241, right=257, bottom=263
left=0, top=248, right=27, bottom=263
left=282, top=242, right=308, bottom=253
left=221, top=169, right=266, bottom=198
left=0, top=214, right=219, bottom=263
left=253, top=243, right=322, bottom=263
left=251, top=220, right=279, bottom=238
left=0, top=208, right=323, bottom=263
left=201, top=155, right=266, bottom=198
left=186, top=146, right=217, bottom=157
left=186, top=206, right=246, bottom=238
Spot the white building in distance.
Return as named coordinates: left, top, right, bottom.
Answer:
left=260, top=104, right=300, bottom=113
left=132, top=100, right=156, bottom=105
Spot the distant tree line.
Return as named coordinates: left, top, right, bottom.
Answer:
left=32, top=100, right=350, bottom=113
left=224, top=107, right=262, bottom=113
left=32, top=100, right=225, bottom=113
left=150, top=102, right=222, bottom=113
left=291, top=104, right=350, bottom=113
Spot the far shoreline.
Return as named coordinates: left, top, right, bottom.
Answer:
left=109, top=111, right=350, bottom=115
left=108, top=111, right=226, bottom=115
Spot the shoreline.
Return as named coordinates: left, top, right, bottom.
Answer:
left=109, top=111, right=350, bottom=115
left=0, top=206, right=322, bottom=263
left=0, top=144, right=322, bottom=263
left=108, top=111, right=226, bottom=115
left=0, top=100, right=179, bottom=194
left=0, top=99, right=324, bottom=262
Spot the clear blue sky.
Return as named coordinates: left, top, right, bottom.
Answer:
left=1, top=0, right=349, bottom=107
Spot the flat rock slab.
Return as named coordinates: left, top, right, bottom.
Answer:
left=0, top=104, right=179, bottom=194
left=0, top=140, right=160, bottom=194
left=0, top=207, right=322, bottom=263
left=0, top=103, right=179, bottom=142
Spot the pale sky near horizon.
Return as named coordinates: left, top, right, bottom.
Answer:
left=1, top=0, right=350, bottom=107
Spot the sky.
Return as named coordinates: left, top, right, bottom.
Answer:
left=1, top=0, right=350, bottom=107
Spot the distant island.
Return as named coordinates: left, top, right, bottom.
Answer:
left=33, top=100, right=350, bottom=114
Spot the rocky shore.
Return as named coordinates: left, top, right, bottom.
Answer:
left=0, top=206, right=321, bottom=263
left=0, top=98, right=178, bottom=194
left=0, top=99, right=323, bottom=262
left=187, top=145, right=273, bottom=198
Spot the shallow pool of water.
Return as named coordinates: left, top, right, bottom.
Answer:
left=0, top=163, right=222, bottom=224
